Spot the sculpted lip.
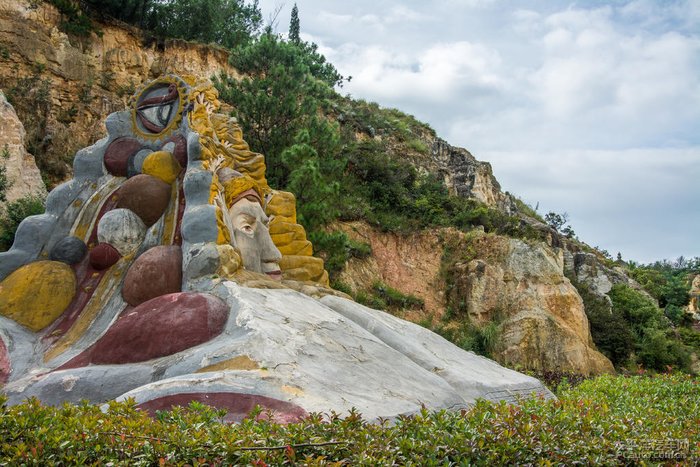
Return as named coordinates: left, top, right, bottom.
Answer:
left=266, top=270, right=282, bottom=280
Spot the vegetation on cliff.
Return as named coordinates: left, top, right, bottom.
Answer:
left=1, top=373, right=698, bottom=464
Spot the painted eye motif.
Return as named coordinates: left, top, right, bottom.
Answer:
left=138, top=104, right=173, bottom=129
left=241, top=224, right=254, bottom=235
left=134, top=82, right=180, bottom=135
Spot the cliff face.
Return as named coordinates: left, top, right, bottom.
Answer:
left=445, top=233, right=613, bottom=375
left=430, top=138, right=516, bottom=214
left=0, top=90, right=45, bottom=207
left=0, top=0, right=237, bottom=184
left=336, top=223, right=614, bottom=375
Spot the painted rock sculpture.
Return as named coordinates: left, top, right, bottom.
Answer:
left=0, top=75, right=553, bottom=422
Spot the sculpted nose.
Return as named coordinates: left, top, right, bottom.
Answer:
left=260, top=224, right=282, bottom=262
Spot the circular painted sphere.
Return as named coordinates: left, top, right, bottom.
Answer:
left=96, top=208, right=147, bottom=256
left=49, top=236, right=88, bottom=265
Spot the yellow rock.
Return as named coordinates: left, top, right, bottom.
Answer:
left=278, top=240, right=313, bottom=257
left=280, top=255, right=326, bottom=283
left=266, top=191, right=297, bottom=224
left=0, top=261, right=77, bottom=331
left=197, top=355, right=259, bottom=372
left=142, top=151, right=182, bottom=184
left=216, top=244, right=242, bottom=279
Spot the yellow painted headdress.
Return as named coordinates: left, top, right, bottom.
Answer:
left=222, top=173, right=264, bottom=208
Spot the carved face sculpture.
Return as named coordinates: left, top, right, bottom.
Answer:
left=228, top=197, right=282, bottom=280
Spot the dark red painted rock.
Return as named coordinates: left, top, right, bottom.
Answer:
left=104, top=138, right=144, bottom=177
left=122, top=245, right=182, bottom=306
left=89, top=243, right=122, bottom=270
left=65, top=293, right=228, bottom=366
left=136, top=392, right=308, bottom=424
left=115, top=174, right=171, bottom=227
left=0, top=338, right=10, bottom=385
left=166, top=134, right=188, bottom=168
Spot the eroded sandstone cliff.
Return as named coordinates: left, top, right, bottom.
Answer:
left=336, top=222, right=614, bottom=375
left=0, top=90, right=45, bottom=206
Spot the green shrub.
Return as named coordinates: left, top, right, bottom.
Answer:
left=608, top=284, right=692, bottom=371
left=0, top=195, right=45, bottom=251
left=308, top=230, right=348, bottom=278
left=372, top=281, right=424, bottom=311
left=346, top=238, right=371, bottom=259
left=572, top=279, right=635, bottom=367
left=3, top=374, right=696, bottom=464
left=432, top=319, right=501, bottom=358
left=355, top=289, right=387, bottom=310
left=46, top=0, right=101, bottom=37
left=0, top=162, right=9, bottom=203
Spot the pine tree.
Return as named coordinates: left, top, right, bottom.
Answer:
left=289, top=3, right=300, bottom=43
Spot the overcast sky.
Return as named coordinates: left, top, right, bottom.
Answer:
left=258, top=0, right=699, bottom=264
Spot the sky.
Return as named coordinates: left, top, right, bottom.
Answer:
left=257, top=0, right=700, bottom=264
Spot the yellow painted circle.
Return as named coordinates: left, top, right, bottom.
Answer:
left=0, top=261, right=77, bottom=331
left=142, top=150, right=182, bottom=184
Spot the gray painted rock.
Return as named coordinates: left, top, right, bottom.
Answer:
left=49, top=236, right=88, bottom=265
left=122, top=245, right=183, bottom=306
left=97, top=209, right=147, bottom=256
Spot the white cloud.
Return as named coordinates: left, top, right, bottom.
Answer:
left=338, top=41, right=504, bottom=104
left=256, top=0, right=700, bottom=261
left=479, top=147, right=700, bottom=263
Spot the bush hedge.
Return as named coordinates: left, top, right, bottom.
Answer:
left=1, top=373, right=698, bottom=464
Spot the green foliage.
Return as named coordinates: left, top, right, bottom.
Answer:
left=679, top=327, right=700, bottom=353
left=214, top=33, right=341, bottom=189
left=0, top=149, right=9, bottom=202
left=76, top=0, right=261, bottom=47
left=347, top=238, right=371, bottom=259
left=281, top=129, right=343, bottom=231
left=433, top=319, right=501, bottom=358
left=544, top=210, right=575, bottom=238
left=46, top=0, right=101, bottom=37
left=0, top=195, right=45, bottom=251
left=335, top=97, right=435, bottom=140
left=288, top=3, right=300, bottom=43
left=307, top=230, right=349, bottom=278
left=511, top=195, right=544, bottom=221
left=607, top=284, right=692, bottom=371
left=627, top=256, right=699, bottom=310
left=308, top=231, right=372, bottom=280
left=80, top=0, right=156, bottom=28
left=577, top=280, right=635, bottom=367
left=150, top=0, right=262, bottom=49
left=1, top=374, right=699, bottom=464
left=4, top=70, right=75, bottom=185
left=355, top=289, right=388, bottom=310
left=372, top=281, right=424, bottom=311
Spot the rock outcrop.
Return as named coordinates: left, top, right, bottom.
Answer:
left=566, top=251, right=652, bottom=302
left=335, top=221, right=450, bottom=320
left=0, top=90, right=46, bottom=207
left=689, top=275, right=700, bottom=315
left=446, top=232, right=614, bottom=375
left=430, top=138, right=516, bottom=214
left=335, top=223, right=615, bottom=375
